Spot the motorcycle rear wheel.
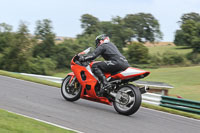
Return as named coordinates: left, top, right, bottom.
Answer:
left=61, top=75, right=81, bottom=101
left=113, top=84, right=141, bottom=116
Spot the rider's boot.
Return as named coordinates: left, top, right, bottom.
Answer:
left=99, top=75, right=112, bottom=95
left=93, top=68, right=111, bottom=96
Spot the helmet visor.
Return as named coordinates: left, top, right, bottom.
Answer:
left=95, top=39, right=100, bottom=47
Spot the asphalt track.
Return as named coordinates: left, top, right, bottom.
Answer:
left=0, top=75, right=199, bottom=133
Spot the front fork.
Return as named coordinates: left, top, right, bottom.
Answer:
left=68, top=76, right=76, bottom=87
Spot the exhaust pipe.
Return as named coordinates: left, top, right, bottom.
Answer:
left=139, top=85, right=149, bottom=94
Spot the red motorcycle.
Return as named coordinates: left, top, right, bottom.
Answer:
left=61, top=47, right=150, bottom=115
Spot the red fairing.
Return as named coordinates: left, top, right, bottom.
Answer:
left=111, top=67, right=150, bottom=80
left=104, top=73, right=111, bottom=78
left=70, top=57, right=76, bottom=65
left=67, top=72, right=74, bottom=76
left=71, top=59, right=112, bottom=105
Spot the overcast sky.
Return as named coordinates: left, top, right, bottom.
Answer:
left=0, top=0, right=200, bottom=41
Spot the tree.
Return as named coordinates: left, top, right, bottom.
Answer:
left=124, top=13, right=163, bottom=42
left=98, top=17, right=134, bottom=51
left=125, top=42, right=149, bottom=64
left=174, top=30, right=186, bottom=46
left=26, top=57, right=56, bottom=75
left=33, top=19, right=56, bottom=58
left=191, top=22, right=200, bottom=53
left=52, top=39, right=80, bottom=68
left=0, top=23, right=12, bottom=32
left=0, top=22, right=33, bottom=72
left=79, top=13, right=162, bottom=51
left=174, top=12, right=200, bottom=53
left=179, top=12, right=200, bottom=24
left=76, top=34, right=95, bottom=49
left=180, top=20, right=197, bottom=47
left=80, top=14, right=100, bottom=35
left=0, top=23, right=13, bottom=52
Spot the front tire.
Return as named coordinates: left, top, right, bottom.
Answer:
left=113, top=84, right=141, bottom=116
left=61, top=75, right=81, bottom=101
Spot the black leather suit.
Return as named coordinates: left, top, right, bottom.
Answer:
left=84, top=42, right=129, bottom=83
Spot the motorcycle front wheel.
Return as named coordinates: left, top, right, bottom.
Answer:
left=61, top=75, right=82, bottom=101
left=113, top=84, right=141, bottom=116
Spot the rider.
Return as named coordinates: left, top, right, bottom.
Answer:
left=79, top=34, right=129, bottom=94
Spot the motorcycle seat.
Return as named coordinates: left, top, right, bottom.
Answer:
left=111, top=70, right=124, bottom=76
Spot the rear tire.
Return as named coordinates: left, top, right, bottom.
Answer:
left=113, top=84, right=141, bottom=116
left=61, top=75, right=81, bottom=101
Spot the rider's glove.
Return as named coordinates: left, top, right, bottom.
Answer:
left=79, top=56, right=85, bottom=62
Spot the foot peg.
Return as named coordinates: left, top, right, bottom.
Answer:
left=98, top=84, right=112, bottom=97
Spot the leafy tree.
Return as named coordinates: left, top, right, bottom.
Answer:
left=79, top=13, right=162, bottom=51
left=52, top=39, right=79, bottom=68
left=179, top=12, right=200, bottom=24
left=174, top=30, right=186, bottom=46
left=80, top=14, right=100, bottom=35
left=174, top=12, right=200, bottom=53
left=125, top=42, right=149, bottom=64
left=0, top=23, right=13, bottom=52
left=98, top=21, right=122, bottom=51
left=100, top=17, right=134, bottom=51
left=124, top=13, right=163, bottom=42
left=191, top=22, right=200, bottom=53
left=33, top=19, right=56, bottom=58
left=52, top=34, right=96, bottom=69
left=0, top=22, right=33, bottom=72
left=180, top=20, right=197, bottom=46
left=99, top=21, right=113, bottom=37
left=25, top=57, right=56, bottom=75
left=86, top=16, right=133, bottom=51
left=76, top=34, right=95, bottom=49
left=0, top=23, right=12, bottom=32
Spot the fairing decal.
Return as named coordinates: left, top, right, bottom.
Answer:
left=86, top=65, right=98, bottom=80
left=120, top=67, right=145, bottom=76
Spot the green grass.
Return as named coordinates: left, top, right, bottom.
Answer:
left=145, top=66, right=200, bottom=101
left=0, top=109, right=75, bottom=133
left=145, top=45, right=200, bottom=100
left=148, top=45, right=192, bottom=55
left=51, top=69, right=71, bottom=78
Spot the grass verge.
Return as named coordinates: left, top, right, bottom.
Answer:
left=0, top=109, right=75, bottom=133
left=142, top=103, right=200, bottom=120
left=0, top=70, right=60, bottom=88
left=0, top=70, right=200, bottom=121
left=148, top=45, right=192, bottom=55
left=145, top=66, right=200, bottom=101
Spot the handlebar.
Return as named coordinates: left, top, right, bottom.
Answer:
left=73, top=55, right=90, bottom=67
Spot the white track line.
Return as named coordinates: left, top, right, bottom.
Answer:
left=7, top=110, right=84, bottom=133
left=141, top=107, right=200, bottom=122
